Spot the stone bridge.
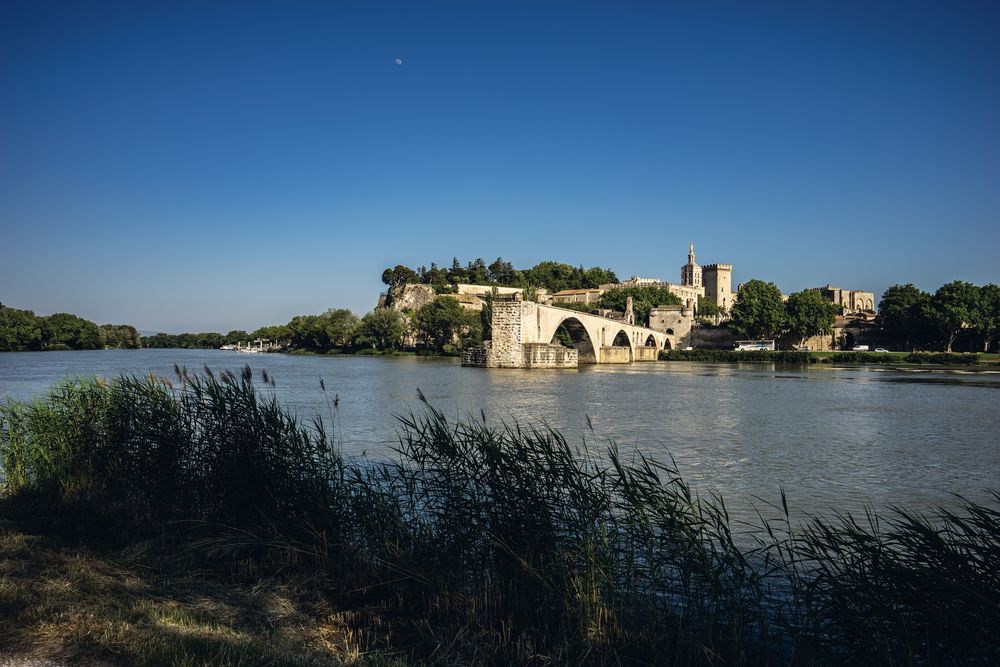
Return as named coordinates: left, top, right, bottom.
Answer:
left=463, top=296, right=671, bottom=368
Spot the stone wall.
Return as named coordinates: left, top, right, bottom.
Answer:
left=600, top=346, right=631, bottom=364
left=633, top=346, right=658, bottom=362
left=523, top=343, right=578, bottom=368
left=463, top=341, right=578, bottom=368
left=462, top=344, right=490, bottom=367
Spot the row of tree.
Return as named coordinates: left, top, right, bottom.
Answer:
left=141, top=298, right=483, bottom=356
left=726, top=279, right=1000, bottom=352
left=878, top=282, right=1000, bottom=352
left=0, top=303, right=140, bottom=352
left=382, top=258, right=619, bottom=294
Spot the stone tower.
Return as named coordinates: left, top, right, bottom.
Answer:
left=680, top=242, right=702, bottom=288
left=625, top=295, right=635, bottom=325
left=703, top=263, right=734, bottom=312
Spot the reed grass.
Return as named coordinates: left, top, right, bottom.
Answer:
left=1, top=368, right=998, bottom=664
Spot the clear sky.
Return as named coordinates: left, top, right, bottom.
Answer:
left=2, top=1, right=998, bottom=333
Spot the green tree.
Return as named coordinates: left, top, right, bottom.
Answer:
left=878, top=284, right=935, bottom=351
left=598, top=287, right=681, bottom=327
left=249, top=325, right=291, bottom=344
left=287, top=315, right=327, bottom=351
left=100, top=324, right=141, bottom=349
left=224, top=330, right=251, bottom=345
left=353, top=309, right=405, bottom=350
left=466, top=258, right=488, bottom=284
left=697, top=296, right=720, bottom=319
left=976, top=283, right=1000, bottom=352
left=932, top=281, right=980, bottom=352
left=381, top=265, right=419, bottom=289
left=480, top=287, right=498, bottom=340
left=785, top=290, right=838, bottom=347
left=487, top=258, right=516, bottom=285
left=41, top=313, right=105, bottom=350
left=320, top=308, right=360, bottom=348
left=422, top=262, right=448, bottom=288
left=0, top=304, right=43, bottom=351
left=729, top=280, right=785, bottom=339
left=522, top=261, right=577, bottom=293
left=580, top=266, right=618, bottom=289
left=414, top=297, right=482, bottom=353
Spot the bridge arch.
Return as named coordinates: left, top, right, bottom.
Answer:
left=609, top=329, right=635, bottom=362
left=644, top=334, right=657, bottom=347
left=547, top=316, right=598, bottom=363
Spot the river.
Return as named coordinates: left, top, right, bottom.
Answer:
left=2, top=349, right=998, bottom=524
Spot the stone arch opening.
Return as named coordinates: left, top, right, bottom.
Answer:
left=550, top=317, right=598, bottom=363
left=612, top=330, right=631, bottom=347
left=663, top=338, right=673, bottom=351
left=644, top=334, right=657, bottom=347
left=666, top=328, right=674, bottom=335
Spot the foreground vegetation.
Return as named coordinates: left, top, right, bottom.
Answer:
left=1, top=369, right=998, bottom=665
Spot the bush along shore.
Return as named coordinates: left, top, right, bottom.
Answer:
left=660, top=348, right=996, bottom=365
left=1, top=369, right=999, bottom=665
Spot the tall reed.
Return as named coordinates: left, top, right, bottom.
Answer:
left=1, top=368, right=997, bottom=664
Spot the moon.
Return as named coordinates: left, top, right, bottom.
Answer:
left=394, top=58, right=403, bottom=65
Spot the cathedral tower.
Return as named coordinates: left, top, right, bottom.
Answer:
left=680, top=242, right=702, bottom=288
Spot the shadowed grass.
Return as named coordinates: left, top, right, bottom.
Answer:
left=1, top=368, right=998, bottom=665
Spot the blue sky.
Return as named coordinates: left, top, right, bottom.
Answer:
left=2, top=1, right=998, bottom=333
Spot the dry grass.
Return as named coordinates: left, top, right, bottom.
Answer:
left=0, top=519, right=393, bottom=666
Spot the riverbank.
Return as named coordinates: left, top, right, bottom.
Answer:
left=661, top=348, right=1000, bottom=366
left=2, top=369, right=998, bottom=665
left=0, top=514, right=374, bottom=665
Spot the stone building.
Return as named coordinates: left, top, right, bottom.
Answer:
left=648, top=303, right=695, bottom=350
left=813, top=285, right=876, bottom=315
left=550, top=287, right=603, bottom=304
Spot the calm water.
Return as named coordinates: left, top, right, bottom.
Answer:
left=2, top=349, right=998, bottom=523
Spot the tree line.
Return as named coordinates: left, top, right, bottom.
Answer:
left=0, top=303, right=140, bottom=352
left=382, top=258, right=618, bottom=294
left=726, top=279, right=1000, bottom=352
left=141, top=299, right=482, bottom=356
left=878, top=281, right=999, bottom=352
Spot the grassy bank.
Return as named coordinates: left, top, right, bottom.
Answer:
left=661, top=348, right=998, bottom=365
left=2, top=369, right=998, bottom=665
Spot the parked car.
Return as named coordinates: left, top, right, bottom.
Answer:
left=852, top=345, right=870, bottom=351
left=874, top=347, right=889, bottom=353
